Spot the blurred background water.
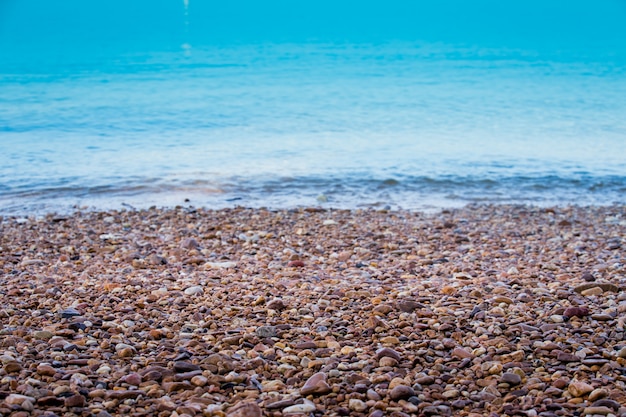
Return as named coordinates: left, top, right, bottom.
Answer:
left=1, top=0, right=625, bottom=214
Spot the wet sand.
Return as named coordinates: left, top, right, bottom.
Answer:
left=1, top=204, right=625, bottom=417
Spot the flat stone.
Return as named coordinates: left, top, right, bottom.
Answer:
left=3, top=361, right=22, bottom=373
left=226, top=402, right=262, bottom=417
left=592, top=399, right=620, bottom=411
left=501, top=373, right=522, bottom=385
left=174, top=361, right=200, bottom=372
left=582, top=406, right=614, bottom=416
left=563, top=307, right=590, bottom=318
left=5, top=394, right=36, bottom=405
left=396, top=300, right=421, bottom=312
left=255, top=325, right=277, bottom=338
left=266, top=398, right=296, bottom=409
left=283, top=400, right=316, bottom=414
left=451, top=347, right=474, bottom=359
left=349, top=398, right=368, bottom=412
left=184, top=286, right=203, bottom=296
left=557, top=352, right=580, bottom=362
left=375, top=347, right=401, bottom=361
left=33, top=330, right=54, bottom=340
left=59, top=307, right=81, bottom=318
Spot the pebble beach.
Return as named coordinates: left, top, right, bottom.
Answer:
left=1, top=204, right=626, bottom=417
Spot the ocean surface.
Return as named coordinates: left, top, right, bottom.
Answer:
left=1, top=0, right=626, bottom=215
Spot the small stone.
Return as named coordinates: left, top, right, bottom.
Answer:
left=64, top=394, right=85, bottom=408
left=266, top=399, right=296, bottom=409
left=581, top=287, right=603, bottom=297
left=563, top=306, right=590, bottom=319
left=379, top=356, right=398, bottom=367
left=416, top=376, right=435, bottom=385
left=184, top=286, right=203, bottom=296
left=568, top=380, right=594, bottom=397
left=550, top=315, right=564, bottom=323
left=582, top=272, right=595, bottom=282
left=181, top=238, right=200, bottom=249
left=5, top=394, right=36, bottom=405
left=121, top=372, right=142, bottom=386
left=582, top=406, right=614, bottom=416
left=256, top=325, right=277, bottom=338
left=266, top=299, right=286, bottom=311
left=501, top=373, right=522, bottom=386
left=375, top=347, right=401, bottom=361
left=380, top=336, right=400, bottom=345
left=367, top=389, right=381, bottom=401
left=618, top=346, right=626, bottom=358
left=300, top=372, right=331, bottom=395
left=451, top=347, right=474, bottom=359
left=389, top=385, right=415, bottom=401
left=3, top=361, right=22, bottom=373
left=591, top=399, right=620, bottom=411
left=283, top=400, right=316, bottom=414
left=191, top=375, right=208, bottom=386
left=349, top=399, right=368, bottom=412
left=557, top=352, right=581, bottom=362
left=59, top=307, right=81, bottom=318
left=588, top=388, right=608, bottom=402
left=226, top=402, right=262, bottom=417
left=33, top=330, right=54, bottom=340
left=373, top=304, right=393, bottom=315
left=396, top=300, right=420, bottom=313
left=442, top=389, right=460, bottom=399
left=174, top=361, right=200, bottom=372
left=287, top=260, right=305, bottom=267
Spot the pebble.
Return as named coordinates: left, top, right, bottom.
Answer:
left=59, top=307, right=81, bottom=318
left=64, top=394, right=86, bottom=408
left=255, top=325, right=277, bottom=338
left=33, top=330, right=54, bottom=340
left=389, top=385, right=415, bottom=401
left=283, top=400, right=317, bottom=414
left=568, top=380, right=594, bottom=397
left=5, top=394, right=36, bottom=405
left=226, top=402, right=262, bottom=417
left=582, top=406, right=614, bottom=416
left=375, top=347, right=401, bottom=361
left=451, top=347, right=474, bottom=359
left=184, top=285, right=203, bottom=295
left=501, top=373, right=522, bottom=385
left=349, top=399, right=368, bottom=412
left=300, top=372, right=332, bottom=395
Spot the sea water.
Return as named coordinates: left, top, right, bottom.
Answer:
left=1, top=0, right=626, bottom=214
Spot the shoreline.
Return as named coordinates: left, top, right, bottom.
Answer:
left=1, top=204, right=626, bottom=416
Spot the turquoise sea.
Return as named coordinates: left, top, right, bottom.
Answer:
left=1, top=0, right=626, bottom=214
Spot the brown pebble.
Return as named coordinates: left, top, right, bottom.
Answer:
left=37, top=363, right=57, bottom=376
left=3, top=361, right=22, bottom=373
left=563, top=306, right=590, bottom=319
left=451, top=347, right=474, bottom=359
left=301, top=372, right=332, bottom=395
left=226, top=402, right=262, bottom=417
left=389, top=385, right=415, bottom=401
left=376, top=347, right=401, bottom=361
left=64, top=394, right=85, bottom=408
left=501, top=373, right=522, bottom=386
left=568, top=380, right=594, bottom=397
left=174, top=361, right=200, bottom=373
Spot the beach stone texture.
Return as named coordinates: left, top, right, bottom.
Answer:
left=0, top=205, right=626, bottom=416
